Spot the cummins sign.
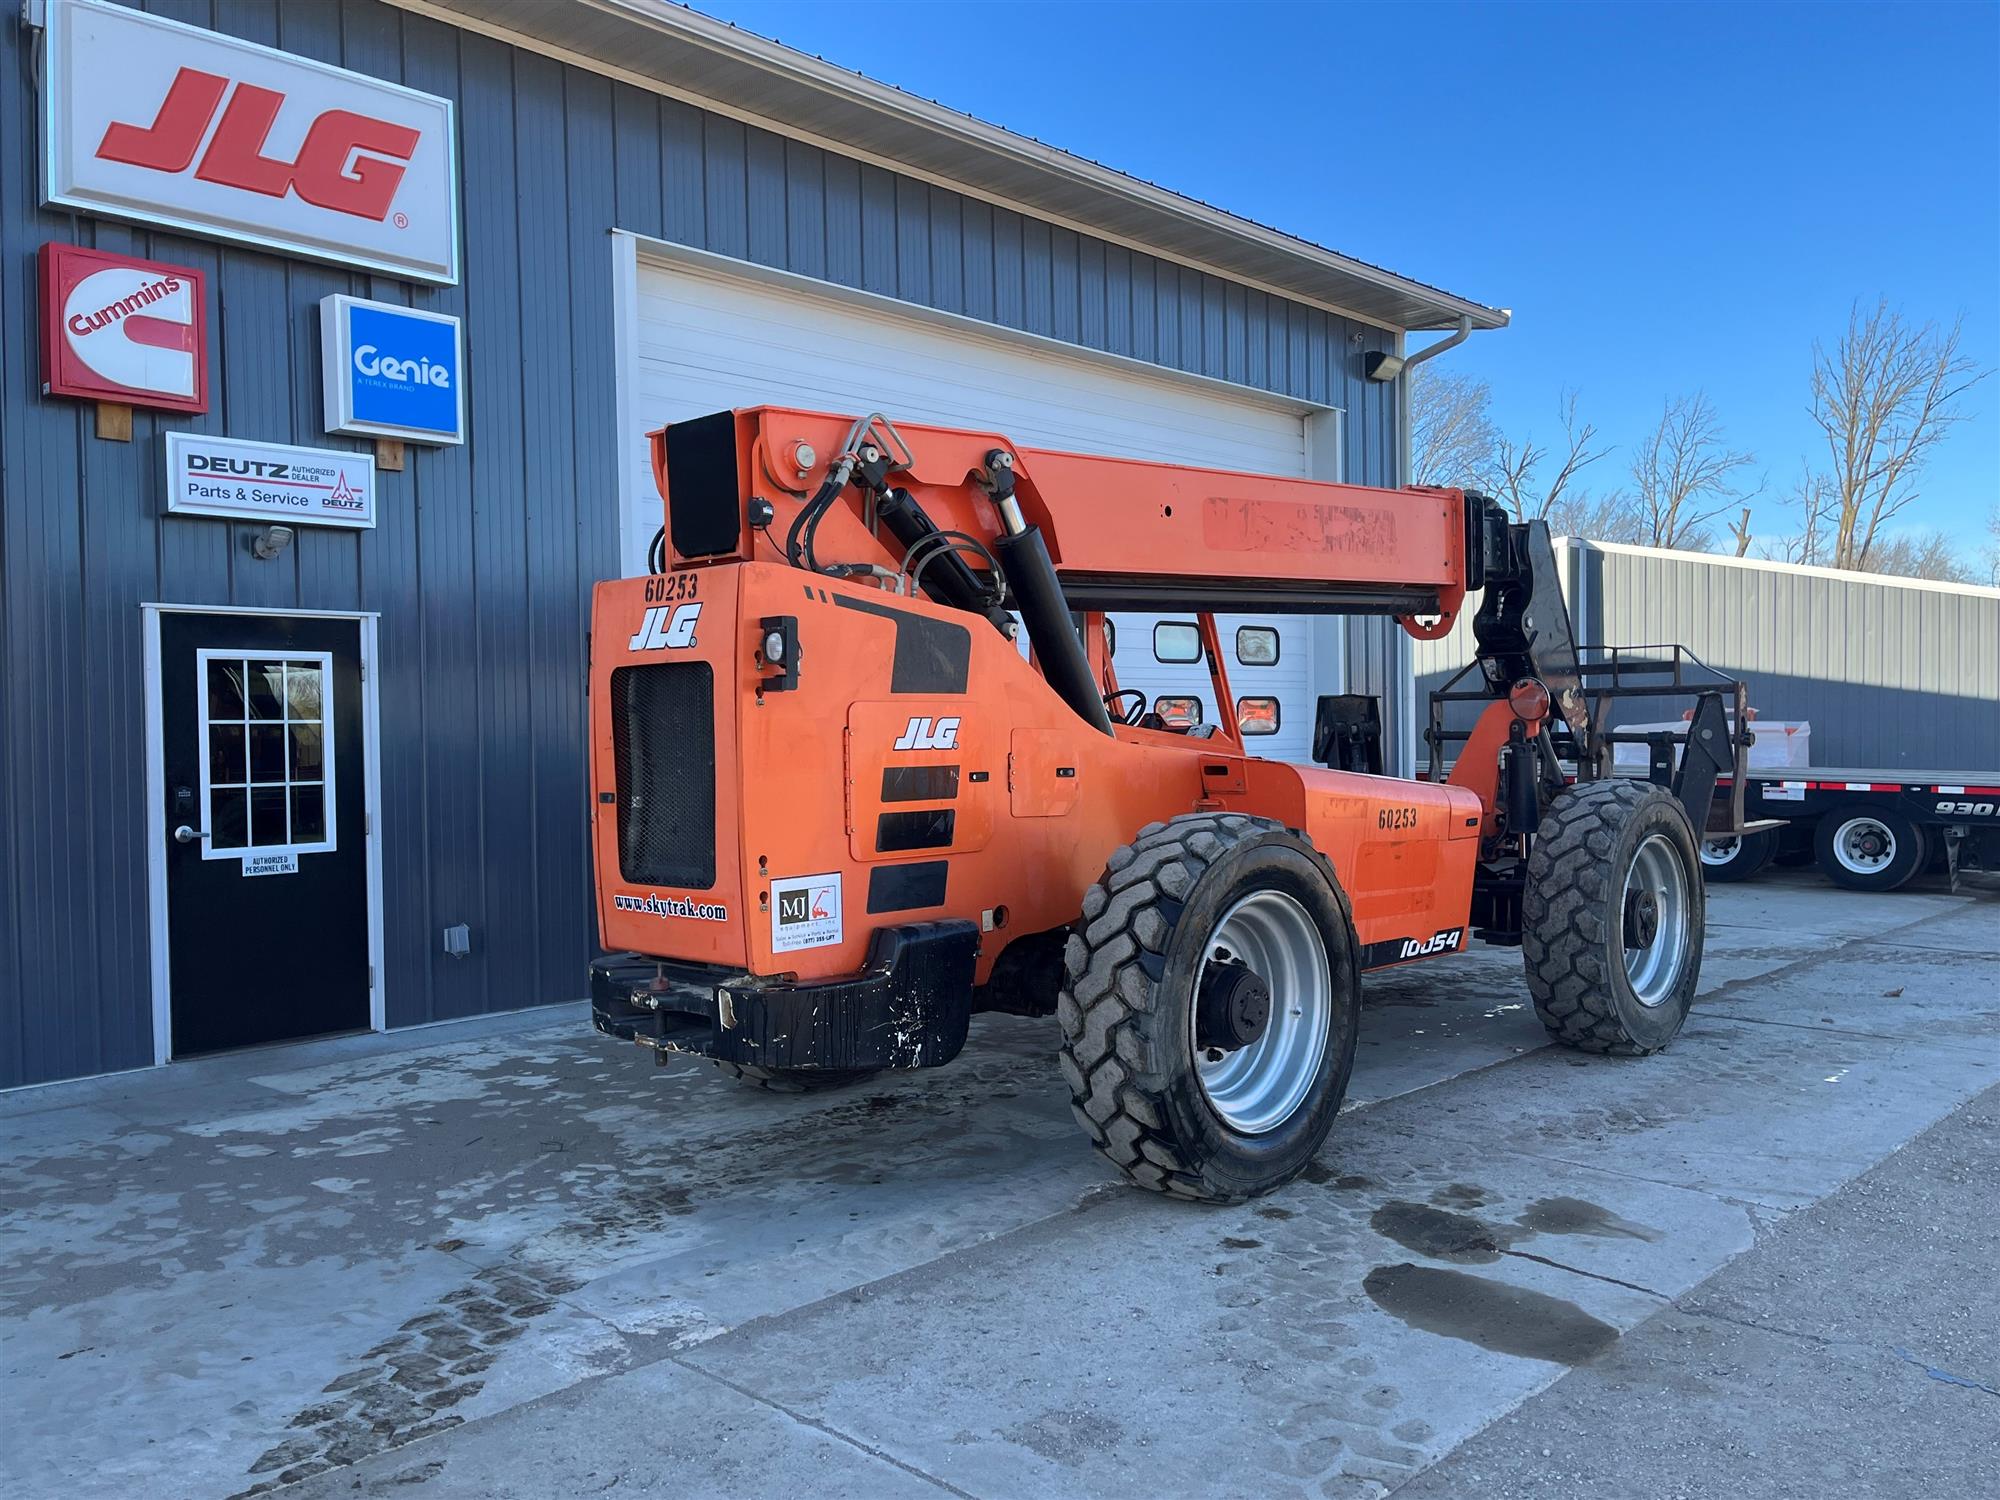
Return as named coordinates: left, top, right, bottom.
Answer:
left=40, top=0, right=459, bottom=284
left=39, top=242, right=209, bottom=413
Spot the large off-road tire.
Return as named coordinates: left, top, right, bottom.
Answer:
left=709, top=1061, right=877, bottom=1093
left=1524, top=779, right=1704, bottom=1055
left=1699, top=827, right=1775, bottom=883
left=1814, top=804, right=1928, bottom=892
left=1058, top=813, right=1361, bottom=1203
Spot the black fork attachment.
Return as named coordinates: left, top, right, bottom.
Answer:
left=1430, top=501, right=1753, bottom=941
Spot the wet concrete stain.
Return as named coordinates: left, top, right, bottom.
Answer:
left=1370, top=1195, right=1662, bottom=1267
left=1220, top=1237, right=1263, bottom=1251
left=1516, top=1195, right=1664, bottom=1243
left=1429, top=1183, right=1492, bottom=1209
left=1362, top=1263, right=1619, bottom=1365
left=1371, top=1202, right=1513, bottom=1264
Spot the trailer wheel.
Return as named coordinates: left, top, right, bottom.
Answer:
left=1524, top=780, right=1704, bottom=1055
left=1815, top=805, right=1928, bottom=892
left=1058, top=813, right=1360, bottom=1203
left=709, top=1061, right=878, bottom=1093
left=1698, top=828, right=1775, bottom=883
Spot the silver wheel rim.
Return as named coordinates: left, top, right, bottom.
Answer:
left=1192, top=890, right=1331, bottom=1135
left=1624, top=833, right=1691, bottom=1008
left=1832, top=816, right=1896, bottom=876
left=1700, top=837, right=1740, bottom=867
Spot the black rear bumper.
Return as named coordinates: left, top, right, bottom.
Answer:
left=591, top=920, right=979, bottom=1072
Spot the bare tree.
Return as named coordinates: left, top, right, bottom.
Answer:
left=1546, top=491, right=1646, bottom=545
left=1988, top=505, right=2000, bottom=587
left=1726, top=507, right=1754, bottom=557
left=1808, top=300, right=1988, bottom=569
left=1626, top=392, right=1757, bottom=550
left=1853, top=531, right=1977, bottom=584
left=1486, top=391, right=1614, bottom=526
left=1408, top=368, right=1499, bottom=489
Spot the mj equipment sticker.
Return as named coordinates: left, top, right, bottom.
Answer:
left=770, top=872, right=842, bottom=953
left=166, top=432, right=377, bottom=529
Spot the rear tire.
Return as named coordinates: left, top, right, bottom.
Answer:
left=1058, top=813, right=1361, bottom=1203
left=1699, top=828, right=1775, bottom=882
left=1815, top=805, right=1927, bottom=892
left=710, top=1061, right=877, bottom=1093
left=1524, top=780, right=1704, bottom=1055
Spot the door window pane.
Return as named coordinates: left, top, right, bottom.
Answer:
left=248, top=724, right=286, bottom=783
left=247, top=662, right=286, bottom=719
left=285, top=664, right=323, bottom=723
left=251, top=786, right=289, bottom=846
left=1153, top=622, right=1201, bottom=664
left=1236, top=626, right=1281, bottom=666
left=290, top=785, right=326, bottom=843
left=289, top=723, right=323, bottom=780
left=207, top=660, right=245, bottom=719
left=211, top=787, right=249, bottom=849
left=209, top=724, right=246, bottom=784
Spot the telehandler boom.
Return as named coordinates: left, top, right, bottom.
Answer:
left=589, top=407, right=1748, bottom=1201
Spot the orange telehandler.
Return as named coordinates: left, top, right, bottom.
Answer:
left=589, top=407, right=1750, bottom=1201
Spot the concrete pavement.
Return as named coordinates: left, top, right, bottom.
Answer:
left=2, top=870, right=1993, bottom=1498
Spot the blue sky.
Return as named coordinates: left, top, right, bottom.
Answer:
left=698, top=0, right=1998, bottom=549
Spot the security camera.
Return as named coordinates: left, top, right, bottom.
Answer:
left=251, top=525, right=295, bottom=560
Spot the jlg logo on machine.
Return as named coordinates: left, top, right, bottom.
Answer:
left=628, top=603, right=701, bottom=652
left=893, top=716, right=960, bottom=751
left=43, top=0, right=459, bottom=283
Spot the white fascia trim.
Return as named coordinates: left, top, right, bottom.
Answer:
left=1572, top=539, right=2000, bottom=600
left=623, top=233, right=1339, bottom=418
left=387, top=0, right=1478, bottom=336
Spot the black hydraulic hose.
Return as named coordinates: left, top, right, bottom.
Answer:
left=993, top=523, right=1113, bottom=736
left=878, top=488, right=1013, bottom=633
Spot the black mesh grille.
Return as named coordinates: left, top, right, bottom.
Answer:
left=611, top=663, right=717, bottom=890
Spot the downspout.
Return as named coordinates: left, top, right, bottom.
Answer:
left=1386, top=314, right=1474, bottom=777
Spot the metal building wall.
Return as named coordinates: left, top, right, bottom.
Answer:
left=1412, top=540, right=2000, bottom=773
left=0, top=0, right=1405, bottom=1087
left=1580, top=544, right=2000, bottom=771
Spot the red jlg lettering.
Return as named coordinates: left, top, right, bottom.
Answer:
left=96, top=67, right=420, bottom=222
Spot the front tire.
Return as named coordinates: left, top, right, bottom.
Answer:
left=1815, top=805, right=1927, bottom=892
left=1524, top=780, right=1704, bottom=1055
left=1058, top=814, right=1360, bottom=1203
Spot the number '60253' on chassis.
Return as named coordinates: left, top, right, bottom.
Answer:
left=588, top=406, right=1753, bottom=1203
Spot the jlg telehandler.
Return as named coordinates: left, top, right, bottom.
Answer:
left=589, top=408, right=1750, bottom=1201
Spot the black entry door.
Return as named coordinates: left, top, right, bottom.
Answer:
left=161, top=612, right=369, bottom=1056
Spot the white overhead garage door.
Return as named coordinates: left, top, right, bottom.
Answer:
left=615, top=241, right=1340, bottom=763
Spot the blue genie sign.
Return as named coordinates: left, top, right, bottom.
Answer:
left=320, top=293, right=463, bottom=445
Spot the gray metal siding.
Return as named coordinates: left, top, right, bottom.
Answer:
left=1413, top=543, right=2000, bottom=773
left=1581, top=548, right=2000, bottom=771
left=0, top=0, right=1403, bottom=1088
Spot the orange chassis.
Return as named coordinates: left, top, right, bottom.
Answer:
left=588, top=406, right=1739, bottom=1091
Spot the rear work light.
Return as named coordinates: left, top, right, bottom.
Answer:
left=1237, top=696, right=1280, bottom=734
left=1155, top=695, right=1203, bottom=727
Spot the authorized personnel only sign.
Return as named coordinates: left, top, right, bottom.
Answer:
left=166, top=433, right=377, bottom=529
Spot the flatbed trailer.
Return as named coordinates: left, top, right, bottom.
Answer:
left=1699, top=767, right=2000, bottom=891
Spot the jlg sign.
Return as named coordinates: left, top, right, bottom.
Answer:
left=41, top=0, right=458, bottom=284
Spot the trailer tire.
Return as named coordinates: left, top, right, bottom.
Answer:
left=1699, top=828, right=1775, bottom=882
left=1524, top=780, right=1704, bottom=1055
left=709, top=1061, right=878, bottom=1093
left=1058, top=813, right=1360, bottom=1203
left=1815, top=805, right=1928, bottom=892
